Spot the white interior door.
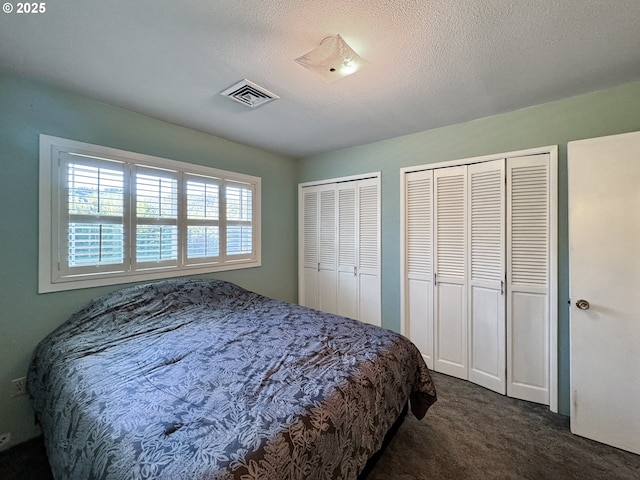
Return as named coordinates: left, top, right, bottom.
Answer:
left=568, top=131, right=640, bottom=455
left=434, top=166, right=468, bottom=379
left=467, top=160, right=506, bottom=394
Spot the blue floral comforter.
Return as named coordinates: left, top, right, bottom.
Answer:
left=28, top=279, right=436, bottom=479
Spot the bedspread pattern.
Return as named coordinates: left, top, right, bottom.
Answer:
left=29, top=279, right=436, bottom=479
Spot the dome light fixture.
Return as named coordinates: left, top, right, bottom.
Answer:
left=294, top=34, right=366, bottom=84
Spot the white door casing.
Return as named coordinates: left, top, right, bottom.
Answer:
left=568, top=131, right=640, bottom=455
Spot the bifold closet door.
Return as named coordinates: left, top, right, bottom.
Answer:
left=506, top=154, right=551, bottom=404
left=405, top=170, right=434, bottom=367
left=433, top=166, right=468, bottom=379
left=301, top=176, right=381, bottom=325
left=300, top=184, right=338, bottom=314
left=467, top=160, right=506, bottom=394
left=336, top=179, right=381, bottom=326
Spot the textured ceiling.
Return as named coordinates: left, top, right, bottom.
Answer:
left=1, top=0, right=640, bottom=158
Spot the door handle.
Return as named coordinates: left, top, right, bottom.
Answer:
left=575, top=299, right=590, bottom=310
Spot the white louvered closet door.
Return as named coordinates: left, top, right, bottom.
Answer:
left=467, top=160, right=506, bottom=394
left=318, top=184, right=338, bottom=314
left=301, top=187, right=319, bottom=309
left=507, top=154, right=550, bottom=404
left=357, top=178, right=381, bottom=326
left=405, top=170, right=434, bottom=367
left=434, top=166, right=468, bottom=379
left=337, top=183, right=358, bottom=320
left=300, top=175, right=381, bottom=324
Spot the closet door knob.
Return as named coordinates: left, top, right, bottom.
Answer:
left=575, top=299, right=590, bottom=310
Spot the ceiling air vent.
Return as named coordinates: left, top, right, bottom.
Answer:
left=220, top=79, right=279, bottom=108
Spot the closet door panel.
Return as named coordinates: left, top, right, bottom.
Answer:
left=300, top=188, right=319, bottom=309
left=434, top=166, right=467, bottom=379
left=407, top=279, right=433, bottom=366
left=318, top=185, right=337, bottom=314
left=337, top=185, right=358, bottom=319
left=405, top=170, right=434, bottom=365
left=359, top=274, right=380, bottom=325
left=509, top=290, right=548, bottom=401
left=358, top=179, right=381, bottom=325
left=507, top=154, right=550, bottom=405
left=469, top=286, right=504, bottom=390
left=436, top=282, right=467, bottom=375
left=468, top=160, right=506, bottom=394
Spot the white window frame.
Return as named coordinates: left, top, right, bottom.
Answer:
left=39, top=135, right=261, bottom=293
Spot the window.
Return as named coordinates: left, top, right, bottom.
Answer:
left=39, top=135, right=261, bottom=292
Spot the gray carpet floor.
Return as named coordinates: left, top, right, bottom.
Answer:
left=1, top=371, right=639, bottom=479
left=368, top=372, right=640, bottom=479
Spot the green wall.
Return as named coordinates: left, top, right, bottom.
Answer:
left=298, top=80, right=640, bottom=416
left=0, top=72, right=299, bottom=449
left=3, top=69, right=640, bottom=448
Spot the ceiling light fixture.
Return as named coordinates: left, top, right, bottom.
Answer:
left=294, top=34, right=366, bottom=84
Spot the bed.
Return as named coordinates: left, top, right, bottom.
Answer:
left=28, top=278, right=436, bottom=479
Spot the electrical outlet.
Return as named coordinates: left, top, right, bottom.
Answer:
left=11, top=377, right=27, bottom=397
left=0, top=432, right=11, bottom=448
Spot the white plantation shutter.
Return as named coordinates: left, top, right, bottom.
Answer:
left=185, top=175, right=220, bottom=262
left=40, top=135, right=261, bottom=292
left=134, top=167, right=179, bottom=266
left=63, top=154, right=126, bottom=274
left=225, top=182, right=254, bottom=257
